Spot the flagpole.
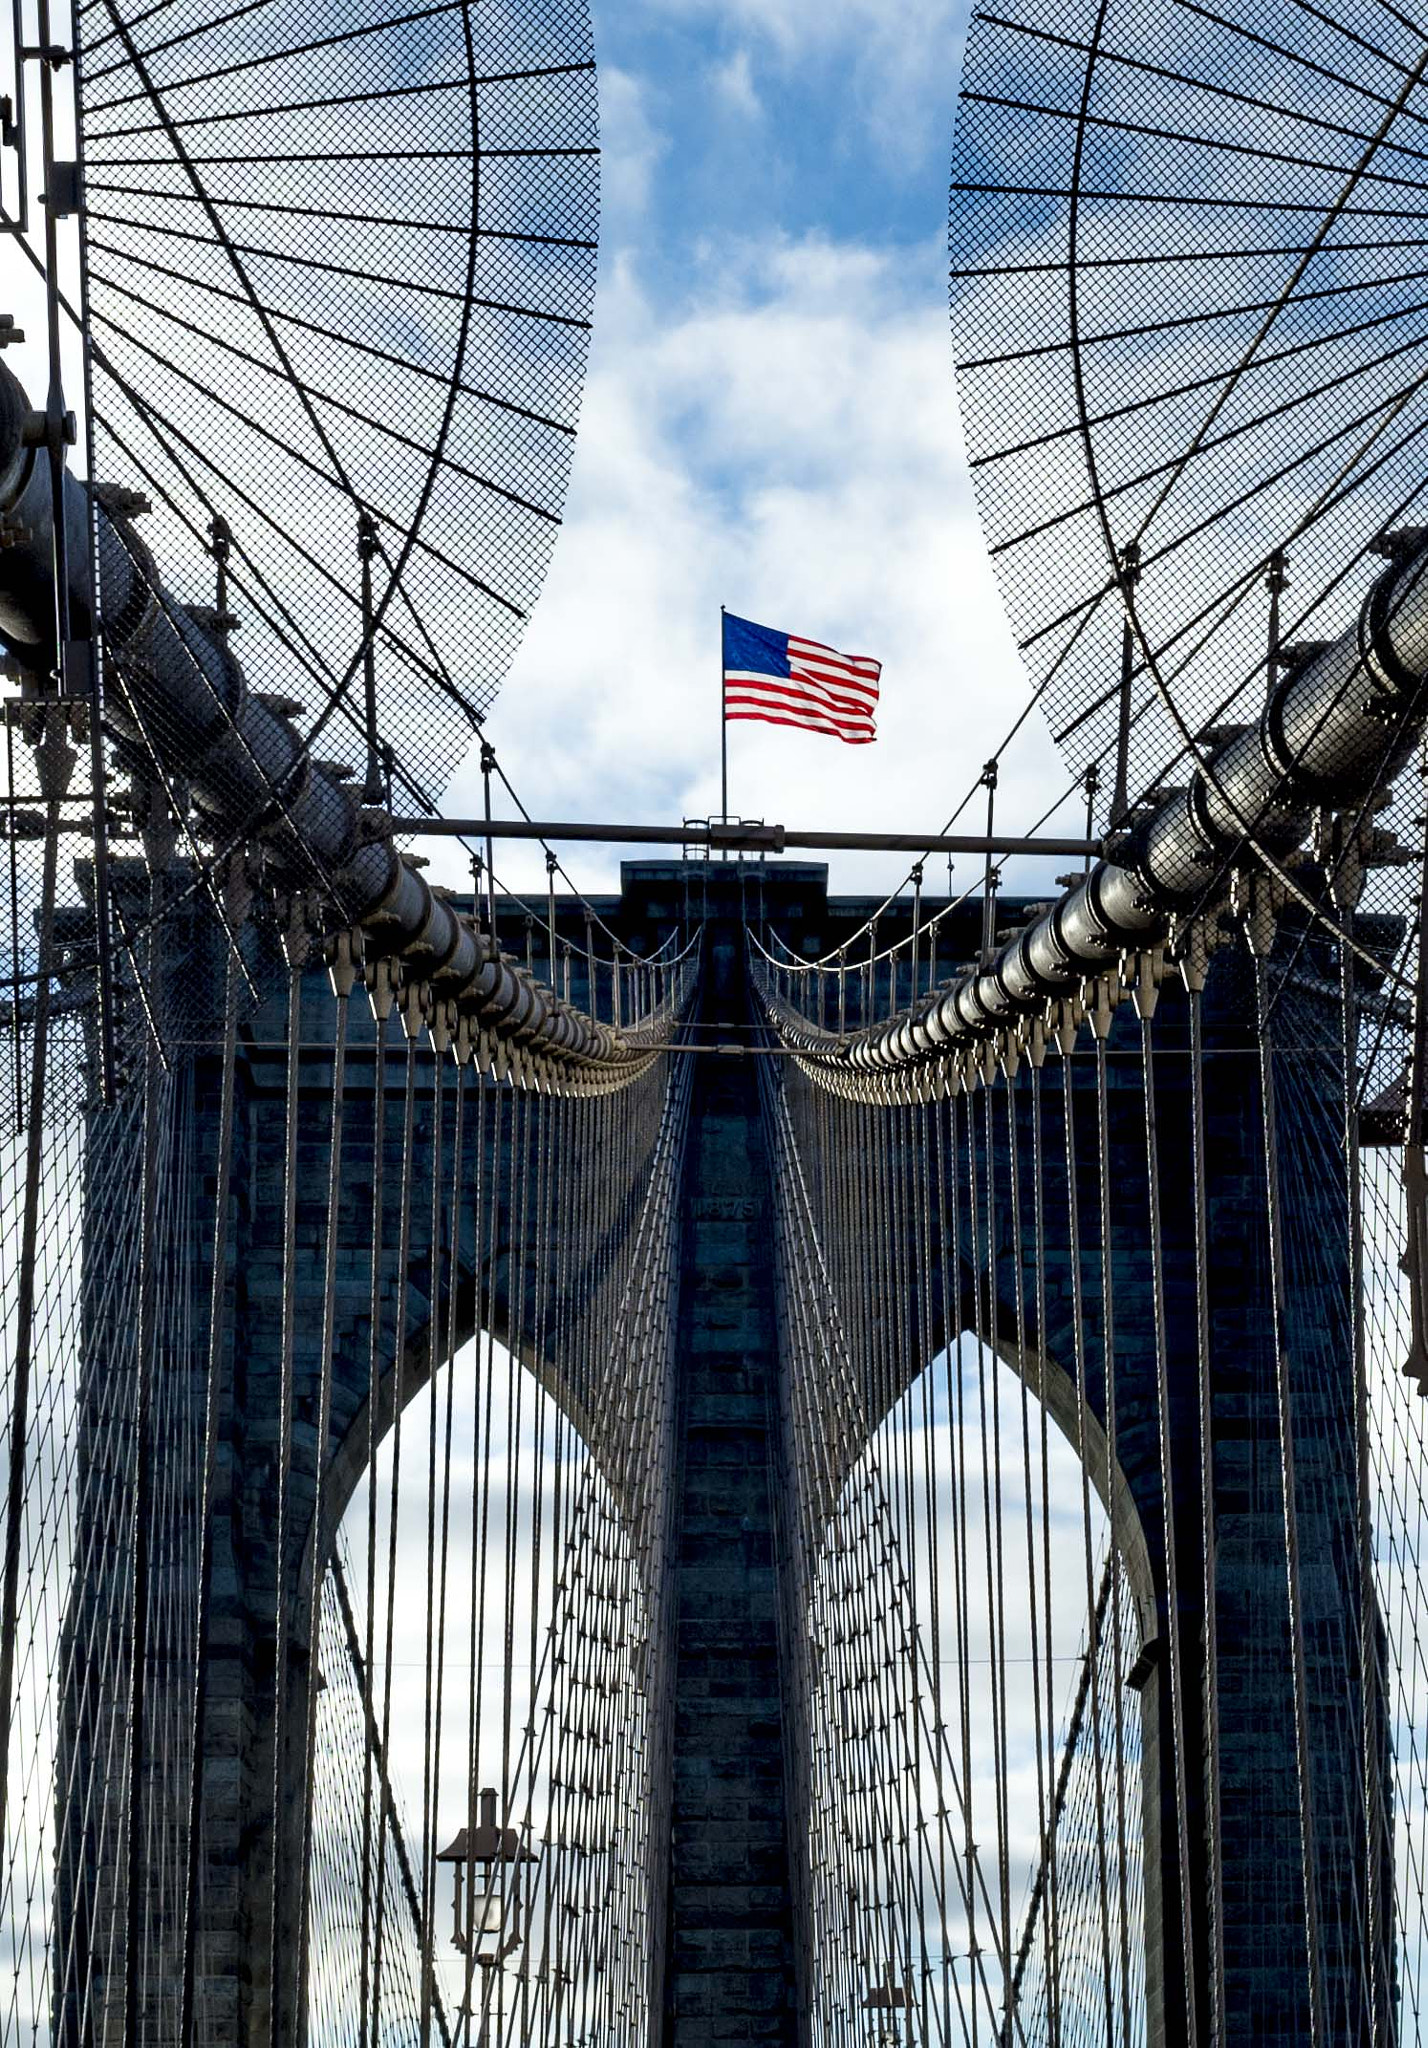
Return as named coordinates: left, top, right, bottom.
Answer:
left=719, top=604, right=728, bottom=840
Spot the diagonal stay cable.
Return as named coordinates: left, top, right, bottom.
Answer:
left=85, top=219, right=590, bottom=325
left=86, top=258, right=575, bottom=456
left=81, top=60, right=596, bottom=141
left=87, top=303, right=524, bottom=617
left=1126, top=17, right=1428, bottom=551
left=85, top=0, right=477, bottom=104
left=961, top=261, right=1428, bottom=374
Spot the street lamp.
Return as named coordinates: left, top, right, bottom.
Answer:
left=863, top=1969, right=914, bottom=2044
left=437, top=1786, right=537, bottom=1968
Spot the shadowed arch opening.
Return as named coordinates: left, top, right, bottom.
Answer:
left=308, top=1333, right=657, bottom=2040
left=793, top=1333, right=1148, bottom=2047
left=269, top=1038, right=690, bottom=2044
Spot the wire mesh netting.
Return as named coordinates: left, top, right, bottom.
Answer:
left=76, top=0, right=598, bottom=810
left=951, top=0, right=1428, bottom=841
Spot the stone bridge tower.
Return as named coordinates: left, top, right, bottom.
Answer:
left=55, top=858, right=1389, bottom=2046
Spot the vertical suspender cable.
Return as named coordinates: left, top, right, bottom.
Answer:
left=980, top=765, right=998, bottom=966
left=519, top=1071, right=556, bottom=2041
left=371, top=1027, right=420, bottom=2034
left=359, top=1006, right=390, bottom=2046
left=421, top=1057, right=464, bottom=2045
left=459, top=1064, right=489, bottom=2041
left=1251, top=942, right=1326, bottom=2048
left=293, top=951, right=352, bottom=2033
left=331, top=1553, right=453, bottom=2046
left=417, top=1051, right=445, bottom=2048
left=1000, top=1062, right=1054, bottom=2047
left=0, top=725, right=70, bottom=1865
left=1091, top=1020, right=1134, bottom=2044
left=178, top=952, right=240, bottom=2040
left=931, top=1084, right=957, bottom=2031
left=946, top=1089, right=979, bottom=2031
left=1185, top=967, right=1227, bottom=2048
left=1339, top=907, right=1386, bottom=2045
left=1138, top=994, right=1199, bottom=2045
left=1058, top=1016, right=1118, bottom=2041
left=951, top=1092, right=980, bottom=2043
left=976, top=1086, right=1013, bottom=1994
left=4, top=720, right=22, bottom=1129
left=1030, top=1054, right=1065, bottom=2046
left=124, top=961, right=165, bottom=2047
left=912, top=865, right=924, bottom=999
left=464, top=1071, right=503, bottom=2031
left=269, top=946, right=306, bottom=2045
left=914, top=1088, right=954, bottom=2024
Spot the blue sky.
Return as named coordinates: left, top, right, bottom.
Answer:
left=595, top=5, right=961, bottom=281
left=435, top=0, right=1076, bottom=905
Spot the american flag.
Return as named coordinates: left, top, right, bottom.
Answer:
left=722, top=612, right=880, bottom=745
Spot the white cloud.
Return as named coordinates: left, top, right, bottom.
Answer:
left=597, top=63, right=668, bottom=228
left=645, top=0, right=961, bottom=70
left=635, top=0, right=963, bottom=165
left=711, top=46, right=762, bottom=121
left=427, top=229, right=1071, bottom=906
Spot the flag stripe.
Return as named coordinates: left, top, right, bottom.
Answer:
left=787, top=662, right=880, bottom=696
left=725, top=696, right=876, bottom=738
left=787, top=629, right=878, bottom=659
left=786, top=658, right=879, bottom=688
left=727, top=711, right=877, bottom=743
left=726, top=708, right=876, bottom=742
left=787, top=660, right=880, bottom=700
left=724, top=669, right=879, bottom=719
left=787, top=637, right=881, bottom=678
left=725, top=687, right=876, bottom=734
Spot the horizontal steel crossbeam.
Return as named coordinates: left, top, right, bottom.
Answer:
left=389, top=816, right=1099, bottom=857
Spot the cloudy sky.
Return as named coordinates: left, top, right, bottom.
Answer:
left=432, top=0, right=1075, bottom=906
